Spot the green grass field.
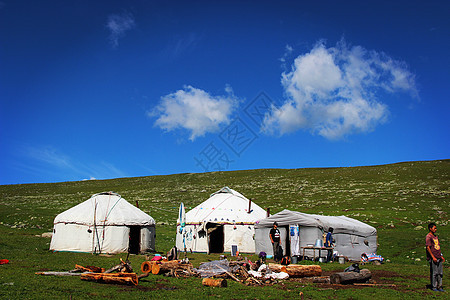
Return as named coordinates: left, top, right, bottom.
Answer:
left=0, top=160, right=448, bottom=299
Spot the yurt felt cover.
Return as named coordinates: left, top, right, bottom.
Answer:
left=176, top=187, right=267, bottom=253
left=183, top=187, right=266, bottom=225
left=53, top=192, right=154, bottom=226
left=50, top=192, right=155, bottom=253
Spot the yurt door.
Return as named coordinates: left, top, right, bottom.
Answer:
left=128, top=226, right=141, bottom=254
left=206, top=223, right=224, bottom=253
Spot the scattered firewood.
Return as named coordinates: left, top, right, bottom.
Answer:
left=330, top=269, right=371, bottom=284
left=238, top=265, right=249, bottom=280
left=202, top=278, right=227, bottom=287
left=75, top=264, right=105, bottom=273
left=104, top=259, right=132, bottom=274
left=152, top=260, right=193, bottom=275
left=268, top=263, right=322, bottom=278
left=217, top=265, right=240, bottom=282
left=245, top=276, right=263, bottom=286
left=81, top=272, right=138, bottom=286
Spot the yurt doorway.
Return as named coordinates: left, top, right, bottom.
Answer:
left=206, top=223, right=224, bottom=253
left=128, top=226, right=141, bottom=254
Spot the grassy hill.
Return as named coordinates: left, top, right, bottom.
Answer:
left=0, top=160, right=448, bottom=299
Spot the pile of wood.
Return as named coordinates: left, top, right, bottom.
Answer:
left=36, top=258, right=140, bottom=286
left=140, top=260, right=194, bottom=278
left=80, top=259, right=138, bottom=286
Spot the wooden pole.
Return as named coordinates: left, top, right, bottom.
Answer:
left=35, top=271, right=89, bottom=276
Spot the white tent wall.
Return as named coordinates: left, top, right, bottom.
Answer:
left=176, top=224, right=208, bottom=252
left=333, top=233, right=377, bottom=259
left=298, top=226, right=323, bottom=258
left=140, top=226, right=156, bottom=253
left=223, top=224, right=256, bottom=253
left=50, top=223, right=156, bottom=253
left=254, top=226, right=287, bottom=256
left=50, top=223, right=93, bottom=252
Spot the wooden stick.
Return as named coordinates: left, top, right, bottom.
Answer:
left=217, top=266, right=240, bottom=282
left=353, top=283, right=396, bottom=287
left=35, top=271, right=90, bottom=276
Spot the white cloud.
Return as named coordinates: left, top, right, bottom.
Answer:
left=152, top=85, right=238, bottom=141
left=106, top=12, right=136, bottom=48
left=263, top=40, right=418, bottom=139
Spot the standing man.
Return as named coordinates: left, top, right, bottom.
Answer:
left=269, top=222, right=281, bottom=260
left=426, top=223, right=445, bottom=292
left=325, top=227, right=334, bottom=263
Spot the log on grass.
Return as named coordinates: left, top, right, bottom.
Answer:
left=152, top=260, right=193, bottom=275
left=141, top=261, right=156, bottom=273
left=81, top=272, right=138, bottom=286
left=202, top=278, right=227, bottom=287
left=268, top=263, right=322, bottom=277
left=329, top=269, right=371, bottom=285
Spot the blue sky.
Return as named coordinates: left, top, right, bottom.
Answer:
left=1, top=0, right=449, bottom=185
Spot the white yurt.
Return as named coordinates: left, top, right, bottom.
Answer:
left=176, top=187, right=267, bottom=254
left=50, top=192, right=155, bottom=254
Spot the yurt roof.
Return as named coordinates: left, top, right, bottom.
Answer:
left=185, top=187, right=267, bottom=224
left=53, top=192, right=155, bottom=226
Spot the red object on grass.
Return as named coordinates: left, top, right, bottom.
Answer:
left=0, top=259, right=9, bottom=265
